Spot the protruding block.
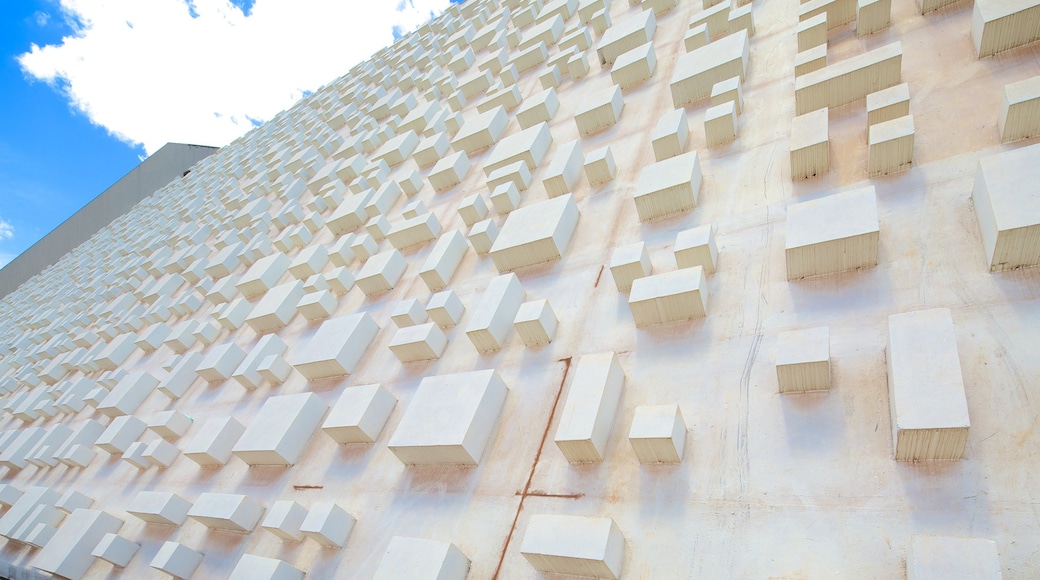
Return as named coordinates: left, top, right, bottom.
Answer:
left=96, top=371, right=159, bottom=418
left=127, top=491, right=191, bottom=526
left=355, top=249, right=407, bottom=296
left=429, top=151, right=471, bottom=192
left=388, top=212, right=442, bottom=250
left=908, top=535, right=1001, bottom=579
left=971, top=0, right=1040, bottom=57
left=776, top=326, right=831, bottom=393
left=711, top=76, right=744, bottom=115
left=391, top=298, right=428, bottom=327
left=468, top=218, right=500, bottom=254
left=122, top=442, right=151, bottom=469
left=611, top=42, right=656, bottom=89
left=674, top=224, right=718, bottom=273
left=999, top=75, right=1040, bottom=142
left=452, top=106, right=508, bottom=155
left=96, top=415, right=147, bottom=454
left=195, top=342, right=247, bottom=383
left=261, top=501, right=307, bottom=542
left=633, top=151, right=701, bottom=222
left=291, top=312, right=378, bottom=380
left=229, top=554, right=306, bottom=580
left=373, top=537, right=470, bottom=580
left=520, top=514, right=625, bottom=579
left=389, top=323, right=448, bottom=363
left=388, top=369, right=508, bottom=465
left=148, top=411, right=193, bottom=440
left=868, top=114, right=914, bottom=177
left=651, top=108, right=689, bottom=161
left=517, top=88, right=560, bottom=129
left=297, top=290, right=337, bottom=321
left=785, top=186, right=880, bottom=280
left=32, top=509, right=123, bottom=580
left=555, top=352, right=624, bottom=463
left=857, top=0, right=891, bottom=36
left=490, top=182, right=521, bottom=214
left=795, top=41, right=902, bottom=114
left=232, top=392, right=329, bottom=466
left=790, top=108, right=830, bottom=180
left=183, top=417, right=245, bottom=466
left=458, top=194, right=489, bottom=227
left=973, top=143, right=1040, bottom=271
left=867, top=83, right=910, bottom=128
left=585, top=146, right=617, bottom=186
left=300, top=503, right=355, bottom=548
left=465, top=273, right=525, bottom=353
left=575, top=85, right=624, bottom=136
left=629, top=404, right=686, bottom=463
left=514, top=299, right=558, bottom=346
left=427, top=290, right=466, bottom=328
left=237, top=253, right=289, bottom=298
left=888, top=309, right=970, bottom=461
left=610, top=242, right=652, bottom=292
left=671, top=30, right=750, bottom=106
left=150, top=541, right=203, bottom=579
left=188, top=493, right=264, bottom=532
left=246, top=281, right=305, bottom=332
left=490, top=194, right=579, bottom=272
left=483, top=122, right=553, bottom=177
left=795, top=44, right=828, bottom=77
left=143, top=439, right=180, bottom=468
left=629, top=267, right=708, bottom=326
left=704, top=101, right=737, bottom=146
left=596, top=10, right=655, bottom=65
left=323, top=385, right=397, bottom=444
left=420, top=230, right=468, bottom=291
left=92, top=533, right=139, bottom=567
left=543, top=140, right=584, bottom=198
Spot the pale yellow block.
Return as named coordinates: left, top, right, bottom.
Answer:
left=971, top=0, right=1040, bottom=58
left=856, top=0, right=891, bottom=36
left=797, top=13, right=828, bottom=51
left=776, top=326, right=830, bottom=393
left=610, top=42, right=657, bottom=89
left=628, top=267, right=708, bottom=326
left=866, top=83, right=910, bottom=127
left=628, top=404, right=686, bottom=463
left=794, top=45, right=828, bottom=77
left=575, top=85, right=624, bottom=136
left=868, top=114, right=915, bottom=177
left=795, top=42, right=902, bottom=114
left=790, top=108, right=830, bottom=180
left=998, top=74, right=1040, bottom=142
left=705, top=101, right=737, bottom=147
left=784, top=185, right=879, bottom=280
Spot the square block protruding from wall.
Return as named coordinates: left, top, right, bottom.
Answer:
left=489, top=194, right=579, bottom=272
left=514, top=299, right=558, bottom=347
left=372, top=537, right=470, bottom=580
left=387, top=369, right=508, bottom=465
left=999, top=75, right=1040, bottom=143
left=300, top=503, right=355, bottom=548
left=785, top=185, right=879, bottom=280
left=629, top=267, right=708, bottom=326
left=232, top=392, right=329, bottom=466
left=520, top=514, right=625, bottom=579
left=907, top=535, right=1001, bottom=579
left=790, top=108, right=829, bottom=180
left=628, top=404, right=686, bottom=463
left=575, top=85, right=624, bottom=136
left=888, top=308, right=970, bottom=461
left=228, top=554, right=306, bottom=580
left=261, top=501, right=307, bottom=542
left=187, top=493, right=264, bottom=532
left=290, top=312, right=379, bottom=380
left=868, top=114, right=914, bottom=177
left=465, top=273, right=525, bottom=353
left=609, top=242, right=652, bottom=292
left=183, top=417, right=245, bottom=466
left=972, top=142, right=1040, bottom=271
left=633, top=151, right=701, bottom=222
left=427, top=290, right=466, bottom=328
left=322, top=384, right=397, bottom=444
left=555, top=352, right=624, bottom=463
left=150, top=542, right=203, bottom=579
left=651, top=108, right=689, bottom=161
left=389, top=322, right=448, bottom=363
left=674, top=224, right=718, bottom=273
left=127, top=491, right=191, bottom=526
left=776, top=326, right=831, bottom=393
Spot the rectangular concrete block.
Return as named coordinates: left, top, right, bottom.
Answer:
left=610, top=242, right=652, bottom=292
left=597, top=10, right=655, bottom=65
left=96, top=415, right=146, bottom=454
left=575, top=85, right=624, bottom=136
left=517, top=87, right=560, bottom=129
left=127, top=491, right=191, bottom=526
left=629, top=404, right=686, bottom=463
left=182, top=416, right=245, bottom=466
left=484, top=122, right=552, bottom=177
left=888, top=309, right=970, bottom=461
left=389, top=322, right=448, bottom=363
left=490, top=193, right=579, bottom=272
left=32, top=509, right=122, bottom=580
left=972, top=0, right=1040, bottom=57
left=97, top=371, right=158, bottom=418
left=246, top=280, right=305, bottom=333
left=323, top=384, right=397, bottom=444
left=999, top=75, right=1040, bottom=142
left=229, top=554, right=305, bottom=580
left=300, top=503, right=355, bottom=547
left=148, top=411, right=193, bottom=440
left=671, top=30, right=749, bottom=106
left=521, top=514, right=625, bottom=579
left=188, top=493, right=264, bottom=532
left=233, top=392, right=329, bottom=466
left=629, top=267, right=708, bottom=325
left=458, top=194, right=489, bottom=227
left=790, top=107, right=830, bottom=180
left=585, top=146, right=617, bottom=186
left=452, top=106, right=508, bottom=155
left=857, top=0, right=891, bottom=36
left=973, top=143, right=1040, bottom=271
left=514, top=299, right=558, bottom=346
left=867, top=82, right=910, bottom=128
left=797, top=13, right=828, bottom=51
left=420, top=230, right=468, bottom=291
left=196, top=342, right=247, bottom=383
left=373, top=537, right=470, bottom=580
left=674, top=223, right=718, bottom=273
left=633, top=151, right=701, bottom=222
left=388, top=369, right=508, bottom=465
left=543, top=140, right=584, bottom=198
left=427, top=289, right=466, bottom=328
left=555, top=352, right=624, bottom=463
left=795, top=44, right=827, bottom=77
left=387, top=213, right=442, bottom=250
left=91, top=533, right=139, bottom=567
left=159, top=352, right=202, bottom=399
left=776, top=326, right=831, bottom=393
left=237, top=253, right=290, bottom=298
left=795, top=42, right=902, bottom=114
left=651, top=108, right=689, bottom=162
left=868, top=114, right=915, bottom=177
left=785, top=185, right=880, bottom=279
left=261, top=500, right=307, bottom=542
left=704, top=100, right=737, bottom=147
left=429, top=151, right=471, bottom=192
left=150, top=541, right=203, bottom=578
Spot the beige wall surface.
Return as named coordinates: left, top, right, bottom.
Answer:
left=0, top=0, right=1038, bottom=578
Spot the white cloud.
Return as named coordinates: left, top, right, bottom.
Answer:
left=0, top=219, right=13, bottom=241
left=18, top=0, right=455, bottom=155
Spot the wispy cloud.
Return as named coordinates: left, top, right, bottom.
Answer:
left=0, top=218, right=13, bottom=241
left=18, top=0, right=454, bottom=155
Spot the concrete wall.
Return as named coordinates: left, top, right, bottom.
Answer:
left=0, top=143, right=218, bottom=299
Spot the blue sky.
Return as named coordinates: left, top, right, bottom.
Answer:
left=0, top=0, right=462, bottom=268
